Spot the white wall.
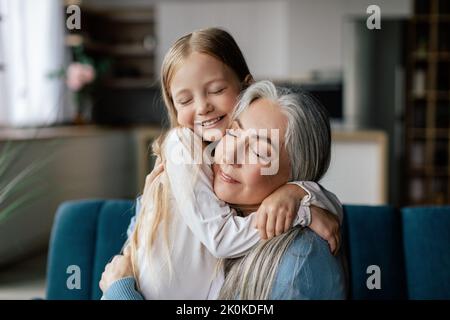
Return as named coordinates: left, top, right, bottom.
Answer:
left=321, top=132, right=388, bottom=205
left=288, top=0, right=412, bottom=78
left=157, top=1, right=289, bottom=79
left=156, top=0, right=412, bottom=79
left=0, top=2, right=8, bottom=119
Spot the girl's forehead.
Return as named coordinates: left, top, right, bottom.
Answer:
left=171, top=52, right=239, bottom=86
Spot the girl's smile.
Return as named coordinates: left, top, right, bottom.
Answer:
left=195, top=114, right=227, bottom=129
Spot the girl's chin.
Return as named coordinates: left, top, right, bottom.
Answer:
left=202, top=127, right=226, bottom=142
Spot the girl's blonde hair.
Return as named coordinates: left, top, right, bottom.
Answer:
left=128, top=28, right=252, bottom=285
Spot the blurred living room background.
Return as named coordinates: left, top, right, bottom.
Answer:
left=0, top=0, right=449, bottom=299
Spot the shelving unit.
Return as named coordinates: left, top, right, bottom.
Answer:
left=77, top=4, right=156, bottom=87
left=405, top=0, right=450, bottom=205
left=64, top=0, right=163, bottom=125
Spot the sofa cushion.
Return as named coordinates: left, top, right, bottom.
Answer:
left=402, top=206, right=450, bottom=299
left=343, top=205, right=407, bottom=299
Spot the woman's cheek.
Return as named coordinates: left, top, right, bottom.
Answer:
left=245, top=166, right=279, bottom=198
left=242, top=166, right=267, bottom=190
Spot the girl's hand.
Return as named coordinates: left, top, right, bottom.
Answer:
left=255, top=184, right=307, bottom=240
left=309, top=206, right=341, bottom=255
left=99, top=247, right=134, bottom=293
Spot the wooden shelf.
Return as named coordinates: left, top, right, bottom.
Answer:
left=0, top=124, right=160, bottom=141
left=82, top=6, right=155, bottom=24
left=84, top=40, right=155, bottom=57
left=411, top=91, right=450, bottom=100
left=101, top=77, right=156, bottom=89
left=62, top=2, right=159, bottom=129
left=409, top=128, right=450, bottom=139
left=404, top=0, right=450, bottom=206
left=412, top=51, right=450, bottom=61
left=65, top=4, right=157, bottom=93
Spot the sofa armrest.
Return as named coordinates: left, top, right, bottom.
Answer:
left=46, top=199, right=135, bottom=300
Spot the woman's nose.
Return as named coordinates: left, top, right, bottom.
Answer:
left=223, top=137, right=242, bottom=167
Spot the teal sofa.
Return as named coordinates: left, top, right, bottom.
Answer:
left=45, top=200, right=450, bottom=300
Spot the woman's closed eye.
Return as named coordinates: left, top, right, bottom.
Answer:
left=252, top=148, right=270, bottom=162
left=251, top=141, right=272, bottom=163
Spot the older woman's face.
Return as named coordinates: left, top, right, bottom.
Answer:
left=213, top=98, right=291, bottom=206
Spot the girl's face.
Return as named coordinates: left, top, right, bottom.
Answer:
left=213, top=98, right=292, bottom=206
left=170, top=52, right=241, bottom=141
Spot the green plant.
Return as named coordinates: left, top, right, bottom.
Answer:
left=0, top=141, right=56, bottom=224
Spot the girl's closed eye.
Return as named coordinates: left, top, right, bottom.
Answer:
left=208, top=86, right=226, bottom=95
left=177, top=97, right=192, bottom=106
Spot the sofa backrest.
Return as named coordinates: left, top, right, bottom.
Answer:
left=343, top=205, right=407, bottom=299
left=402, top=206, right=450, bottom=299
left=46, top=200, right=450, bottom=300
left=46, top=199, right=135, bottom=300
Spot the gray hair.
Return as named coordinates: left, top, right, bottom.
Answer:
left=232, top=80, right=331, bottom=182
left=219, top=81, right=331, bottom=300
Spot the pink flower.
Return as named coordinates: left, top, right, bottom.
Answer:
left=66, top=62, right=96, bottom=92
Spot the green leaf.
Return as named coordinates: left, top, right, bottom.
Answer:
left=0, top=187, right=45, bottom=224
left=0, top=140, right=60, bottom=223
left=0, top=141, right=25, bottom=179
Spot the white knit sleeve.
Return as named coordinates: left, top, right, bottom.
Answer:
left=287, top=181, right=343, bottom=227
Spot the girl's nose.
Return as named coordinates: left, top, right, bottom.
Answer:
left=196, top=97, right=213, bottom=115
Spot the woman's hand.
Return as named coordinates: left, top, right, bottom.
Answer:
left=309, top=206, right=341, bottom=255
left=99, top=247, right=134, bottom=293
left=255, top=184, right=307, bottom=240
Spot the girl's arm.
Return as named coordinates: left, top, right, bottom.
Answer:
left=256, top=181, right=342, bottom=254
left=288, top=181, right=343, bottom=226
left=163, top=128, right=340, bottom=258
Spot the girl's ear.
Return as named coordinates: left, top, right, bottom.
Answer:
left=244, top=74, right=255, bottom=87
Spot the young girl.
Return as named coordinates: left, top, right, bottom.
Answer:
left=100, top=28, right=342, bottom=299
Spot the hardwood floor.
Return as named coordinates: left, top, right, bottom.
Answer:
left=0, top=252, right=47, bottom=300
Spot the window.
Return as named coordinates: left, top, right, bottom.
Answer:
left=0, top=0, right=74, bottom=128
